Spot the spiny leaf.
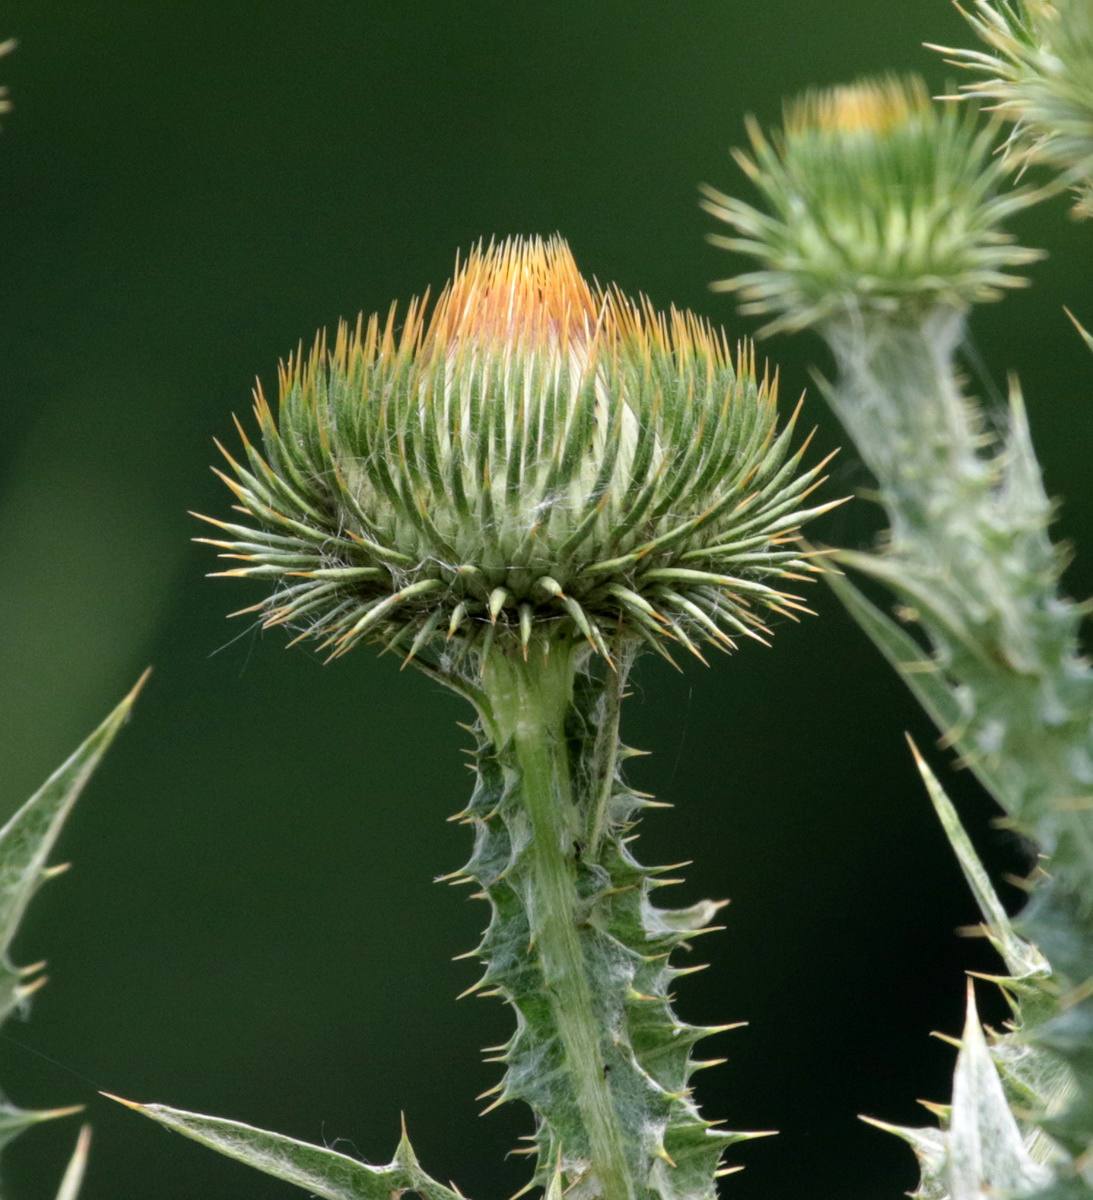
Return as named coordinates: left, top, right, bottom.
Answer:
left=0, top=669, right=148, bottom=1025
left=907, top=736, right=1048, bottom=982
left=105, top=1098, right=465, bottom=1200
left=0, top=673, right=146, bottom=1164
left=858, top=1116, right=948, bottom=1200
left=948, top=984, right=1050, bottom=1200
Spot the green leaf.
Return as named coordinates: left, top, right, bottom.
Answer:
left=0, top=671, right=147, bottom=1159
left=106, top=1097, right=465, bottom=1200
left=0, top=669, right=148, bottom=1025
left=907, top=737, right=1048, bottom=982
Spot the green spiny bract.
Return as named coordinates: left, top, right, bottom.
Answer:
left=933, top=0, right=1093, bottom=213
left=701, top=76, right=1040, bottom=335
left=200, top=236, right=831, bottom=668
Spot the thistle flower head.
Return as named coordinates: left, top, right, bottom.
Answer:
left=933, top=0, right=1093, bottom=209
left=702, top=75, right=1042, bottom=334
left=200, top=236, right=832, bottom=668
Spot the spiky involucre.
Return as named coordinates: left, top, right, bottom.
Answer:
left=933, top=0, right=1093, bottom=209
left=201, top=236, right=830, bottom=665
left=701, top=76, right=1042, bottom=334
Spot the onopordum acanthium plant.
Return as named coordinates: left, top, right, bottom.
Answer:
left=115, top=236, right=835, bottom=1200
left=706, top=67, right=1093, bottom=1199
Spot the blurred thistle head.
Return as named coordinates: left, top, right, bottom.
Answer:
left=199, top=236, right=833, bottom=670
left=701, top=75, right=1042, bottom=334
left=931, top=0, right=1093, bottom=212
left=0, top=39, right=15, bottom=119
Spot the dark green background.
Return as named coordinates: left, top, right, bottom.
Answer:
left=0, top=3, right=1089, bottom=1198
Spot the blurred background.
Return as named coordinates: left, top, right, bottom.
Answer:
left=0, top=2, right=1089, bottom=1198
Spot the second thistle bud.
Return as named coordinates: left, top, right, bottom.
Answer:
left=702, top=76, right=1042, bottom=333
left=202, top=236, right=831, bottom=668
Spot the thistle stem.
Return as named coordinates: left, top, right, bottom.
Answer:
left=479, top=643, right=635, bottom=1200
left=824, top=308, right=1093, bottom=861
left=819, top=304, right=1093, bottom=1193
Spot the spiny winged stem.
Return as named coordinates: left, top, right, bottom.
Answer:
left=819, top=309, right=1093, bottom=905
left=822, top=304, right=1093, bottom=1200
left=463, top=638, right=752, bottom=1200
left=477, top=642, right=633, bottom=1200
left=706, top=74, right=1093, bottom=1196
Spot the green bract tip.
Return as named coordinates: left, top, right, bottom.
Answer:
left=199, top=235, right=832, bottom=668
left=702, top=75, right=1043, bottom=333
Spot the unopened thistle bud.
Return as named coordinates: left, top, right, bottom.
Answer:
left=701, top=75, right=1041, bottom=334
left=932, top=0, right=1093, bottom=212
left=200, top=236, right=831, bottom=668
